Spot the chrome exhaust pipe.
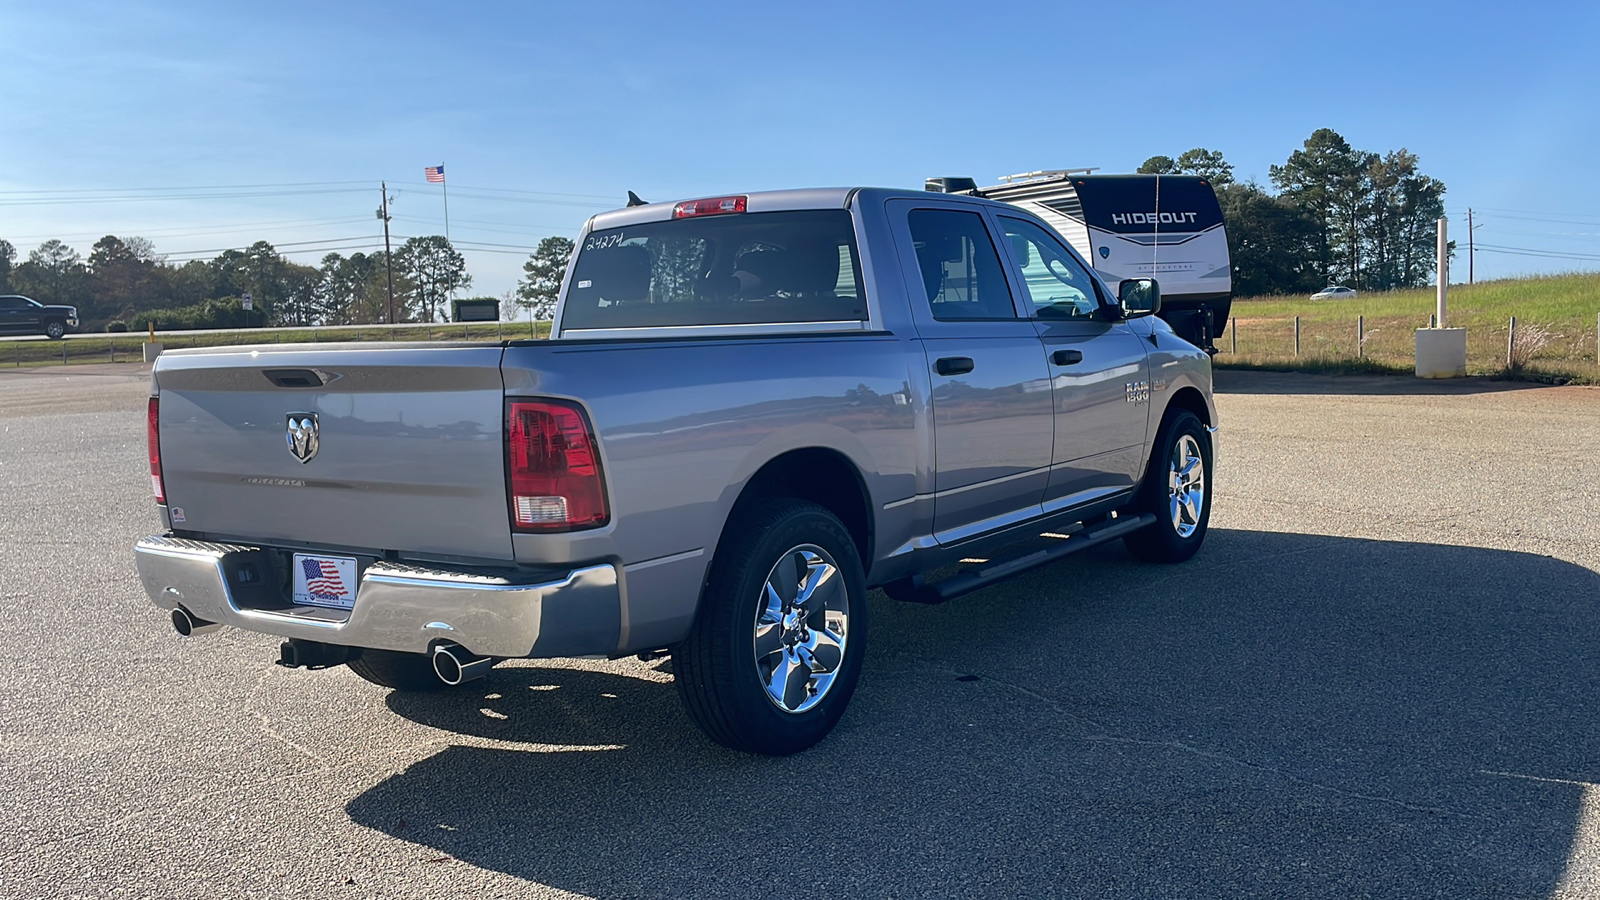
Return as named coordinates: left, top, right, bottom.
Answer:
left=171, top=606, right=221, bottom=637
left=432, top=643, right=493, bottom=685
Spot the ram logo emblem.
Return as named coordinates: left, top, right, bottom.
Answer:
left=286, top=413, right=320, bottom=463
left=1125, top=381, right=1151, bottom=405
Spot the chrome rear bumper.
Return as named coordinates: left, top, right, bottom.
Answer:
left=134, top=535, right=622, bottom=658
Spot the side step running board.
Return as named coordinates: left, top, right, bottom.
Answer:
left=883, top=513, right=1157, bottom=605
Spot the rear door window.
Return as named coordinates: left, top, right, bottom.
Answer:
left=561, top=210, right=865, bottom=330
left=905, top=209, right=1018, bottom=320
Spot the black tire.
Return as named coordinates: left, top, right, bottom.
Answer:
left=43, top=320, right=66, bottom=340
left=673, top=499, right=868, bottom=756
left=347, top=649, right=451, bottom=692
left=1124, top=409, right=1212, bottom=563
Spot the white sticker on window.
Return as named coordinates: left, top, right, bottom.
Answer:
left=577, top=279, right=592, bottom=288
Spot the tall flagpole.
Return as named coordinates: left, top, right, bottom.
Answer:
left=441, top=162, right=450, bottom=241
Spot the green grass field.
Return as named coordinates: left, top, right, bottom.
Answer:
left=1218, top=272, right=1600, bottom=383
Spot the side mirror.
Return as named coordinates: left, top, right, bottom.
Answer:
left=1117, top=278, right=1161, bottom=318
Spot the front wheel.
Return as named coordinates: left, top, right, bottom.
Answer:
left=673, top=499, right=867, bottom=755
left=1124, top=410, right=1212, bottom=563
left=44, top=320, right=66, bottom=340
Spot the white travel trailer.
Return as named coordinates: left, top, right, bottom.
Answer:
left=926, top=171, right=1231, bottom=350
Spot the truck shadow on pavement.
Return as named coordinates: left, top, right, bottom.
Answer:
left=1214, top=368, right=1554, bottom=396
left=348, top=528, right=1600, bottom=898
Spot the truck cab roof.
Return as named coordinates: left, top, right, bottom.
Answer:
left=587, top=186, right=1018, bottom=232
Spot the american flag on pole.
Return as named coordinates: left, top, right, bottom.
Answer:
left=424, top=165, right=445, bottom=183
left=301, top=557, right=348, bottom=598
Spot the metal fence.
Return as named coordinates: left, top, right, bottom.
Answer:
left=1215, top=313, right=1600, bottom=377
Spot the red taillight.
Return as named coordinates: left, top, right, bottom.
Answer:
left=506, top=400, right=608, bottom=532
left=673, top=195, right=747, bottom=218
left=147, top=396, right=165, bottom=505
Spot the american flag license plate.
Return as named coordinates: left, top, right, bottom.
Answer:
left=292, top=553, right=358, bottom=610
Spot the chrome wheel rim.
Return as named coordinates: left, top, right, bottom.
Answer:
left=753, top=544, right=850, bottom=714
left=1168, top=434, right=1206, bottom=539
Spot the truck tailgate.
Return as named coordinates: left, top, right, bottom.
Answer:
left=153, top=344, right=513, bottom=561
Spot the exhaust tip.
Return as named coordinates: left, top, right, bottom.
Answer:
left=432, top=643, right=493, bottom=686
left=171, top=606, right=221, bottom=637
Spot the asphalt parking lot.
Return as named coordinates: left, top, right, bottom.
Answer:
left=2, top=363, right=1597, bottom=899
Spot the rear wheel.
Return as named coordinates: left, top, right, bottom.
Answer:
left=44, top=320, right=66, bottom=340
left=1124, top=410, right=1212, bottom=563
left=673, top=499, right=867, bottom=755
left=347, top=649, right=450, bottom=692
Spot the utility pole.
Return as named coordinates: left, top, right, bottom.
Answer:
left=377, top=182, right=396, bottom=324
left=1468, top=208, right=1475, bottom=285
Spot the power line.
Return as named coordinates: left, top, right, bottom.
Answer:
left=389, top=234, right=537, bottom=256
left=390, top=214, right=575, bottom=239
left=450, top=245, right=537, bottom=256
left=1471, top=205, right=1600, bottom=219
left=0, top=187, right=374, bottom=207
left=1473, top=243, right=1600, bottom=262
left=1471, top=210, right=1600, bottom=227
left=4, top=215, right=377, bottom=243
left=432, top=189, right=612, bottom=210
left=161, top=244, right=387, bottom=263
left=0, top=179, right=625, bottom=202
left=1476, top=227, right=1600, bottom=239
left=161, top=235, right=384, bottom=254
left=0, top=180, right=374, bottom=196
left=160, top=237, right=386, bottom=262
left=419, top=183, right=621, bottom=202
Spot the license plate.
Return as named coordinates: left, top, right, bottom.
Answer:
left=291, top=553, right=359, bottom=610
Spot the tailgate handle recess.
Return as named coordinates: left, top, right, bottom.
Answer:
left=262, top=369, right=326, bottom=388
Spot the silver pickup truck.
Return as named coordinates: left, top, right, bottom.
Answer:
left=135, top=187, right=1217, bottom=755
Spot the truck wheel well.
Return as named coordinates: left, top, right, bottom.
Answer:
left=729, top=448, right=872, bottom=565
left=1166, top=386, right=1210, bottom=427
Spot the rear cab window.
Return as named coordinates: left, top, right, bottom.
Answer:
left=561, top=210, right=865, bottom=330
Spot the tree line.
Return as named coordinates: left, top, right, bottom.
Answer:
left=0, top=131, right=1445, bottom=331
left=0, top=234, right=484, bottom=331
left=1140, top=129, right=1447, bottom=296
left=0, top=227, right=582, bottom=332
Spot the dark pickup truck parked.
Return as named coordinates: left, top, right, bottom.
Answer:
left=134, top=187, right=1218, bottom=755
left=0, top=294, right=80, bottom=339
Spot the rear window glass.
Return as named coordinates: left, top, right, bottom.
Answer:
left=561, top=210, right=866, bottom=330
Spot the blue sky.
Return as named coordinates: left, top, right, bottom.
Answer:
left=4, top=0, right=1599, bottom=296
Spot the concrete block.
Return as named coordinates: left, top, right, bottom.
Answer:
left=1415, top=328, right=1466, bottom=378
left=142, top=343, right=163, bottom=363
